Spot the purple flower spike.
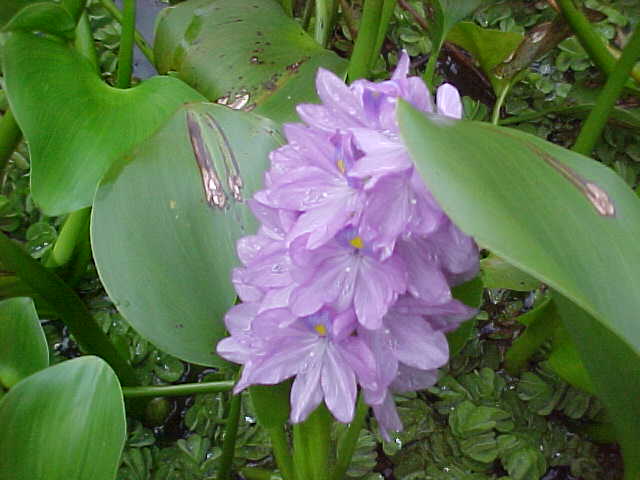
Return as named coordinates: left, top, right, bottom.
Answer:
left=217, top=51, right=479, bottom=430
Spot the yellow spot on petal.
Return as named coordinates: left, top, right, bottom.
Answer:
left=314, top=324, right=327, bottom=336
left=337, top=159, right=346, bottom=173
left=349, top=236, right=364, bottom=249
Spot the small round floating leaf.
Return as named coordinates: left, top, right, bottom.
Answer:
left=0, top=356, right=126, bottom=480
left=91, top=102, right=282, bottom=366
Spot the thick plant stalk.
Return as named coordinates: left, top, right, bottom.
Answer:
left=293, top=423, right=311, bottom=479
left=297, top=405, right=331, bottom=480
left=573, top=25, right=640, bottom=156
left=116, top=0, right=136, bottom=88
left=217, top=392, right=242, bottom=480
left=332, top=395, right=368, bottom=480
left=122, top=380, right=234, bottom=398
left=0, top=110, right=22, bottom=174
left=556, top=0, right=616, bottom=76
left=348, top=0, right=384, bottom=80
left=100, top=0, right=154, bottom=64
left=45, top=207, right=91, bottom=268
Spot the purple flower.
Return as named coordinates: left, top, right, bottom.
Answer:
left=217, top=51, right=479, bottom=430
left=222, top=306, right=377, bottom=423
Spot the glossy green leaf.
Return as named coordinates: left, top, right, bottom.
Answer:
left=1, top=31, right=205, bottom=215
left=0, top=356, right=126, bottom=480
left=2, top=3, right=76, bottom=38
left=446, top=22, right=523, bottom=95
left=398, top=102, right=640, bottom=478
left=480, top=253, right=540, bottom=291
left=0, top=297, right=48, bottom=389
left=154, top=0, right=347, bottom=123
left=427, top=0, right=484, bottom=52
left=92, top=103, right=281, bottom=366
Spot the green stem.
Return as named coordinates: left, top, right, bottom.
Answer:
left=572, top=25, right=640, bottom=156
left=64, top=216, right=92, bottom=288
left=122, top=380, right=234, bottom=398
left=556, top=0, right=615, bottom=76
left=0, top=232, right=139, bottom=386
left=0, top=109, right=22, bottom=175
left=100, top=0, right=154, bottom=65
left=293, top=423, right=311, bottom=480
left=279, top=0, right=293, bottom=16
left=116, top=0, right=136, bottom=88
left=218, top=392, right=242, bottom=480
left=499, top=105, right=580, bottom=125
left=348, top=0, right=384, bottom=81
left=75, top=11, right=99, bottom=72
left=491, top=84, right=510, bottom=125
left=423, top=40, right=443, bottom=91
left=315, top=0, right=337, bottom=48
left=300, top=405, right=332, bottom=480
left=332, top=395, right=368, bottom=480
left=302, top=0, right=314, bottom=31
left=267, top=425, right=296, bottom=480
left=45, top=208, right=91, bottom=268
left=369, top=0, right=397, bottom=71
left=504, top=297, right=558, bottom=375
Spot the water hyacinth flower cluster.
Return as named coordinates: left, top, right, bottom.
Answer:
left=217, top=52, right=479, bottom=437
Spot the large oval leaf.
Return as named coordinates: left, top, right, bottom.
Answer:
left=0, top=297, right=48, bottom=389
left=91, top=102, right=281, bottom=366
left=398, top=102, right=640, bottom=477
left=1, top=31, right=205, bottom=215
left=0, top=356, right=126, bottom=480
left=154, top=0, right=347, bottom=123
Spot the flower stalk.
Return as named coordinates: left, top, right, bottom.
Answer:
left=301, top=405, right=332, bottom=480
left=333, top=395, right=368, bottom=480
